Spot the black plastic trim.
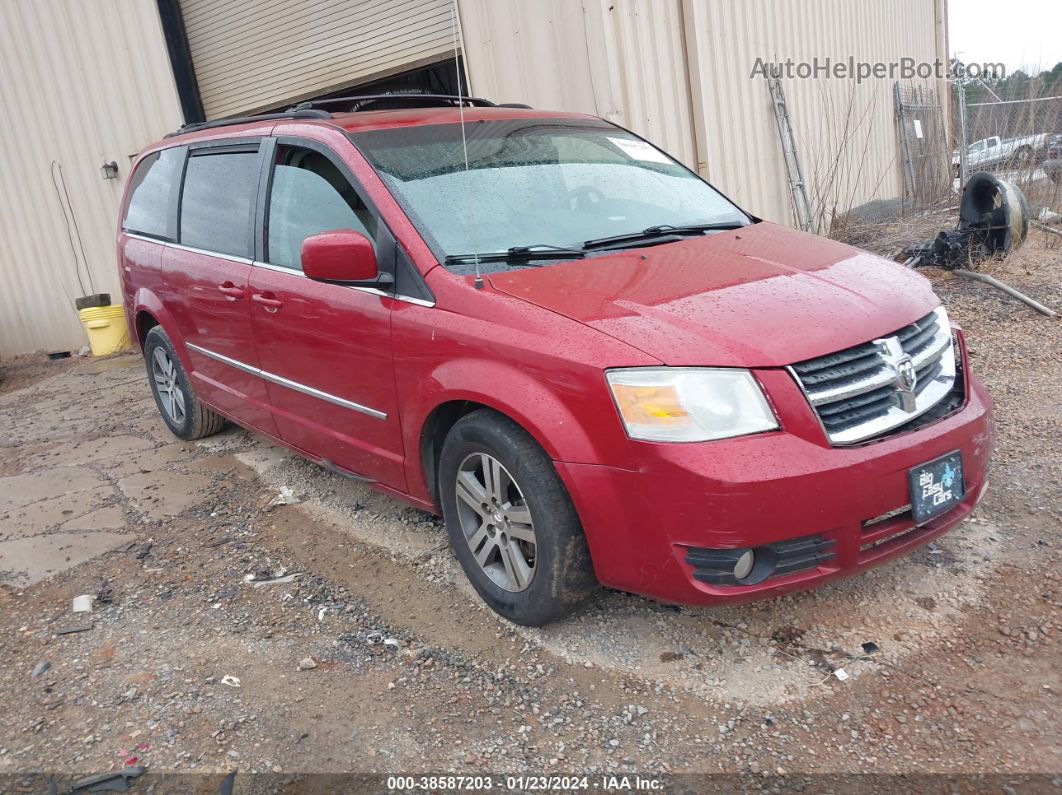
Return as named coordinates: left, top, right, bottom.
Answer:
left=169, top=110, right=333, bottom=138
left=155, top=0, right=204, bottom=125
left=288, top=94, right=496, bottom=113
left=685, top=534, right=836, bottom=587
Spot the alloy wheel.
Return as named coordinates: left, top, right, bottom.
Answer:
left=454, top=453, right=537, bottom=592
left=151, top=347, right=186, bottom=425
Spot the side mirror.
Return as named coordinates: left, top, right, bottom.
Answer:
left=301, top=230, right=393, bottom=288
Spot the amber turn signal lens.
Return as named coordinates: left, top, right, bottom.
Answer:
left=611, top=383, right=692, bottom=428
left=605, top=367, right=778, bottom=442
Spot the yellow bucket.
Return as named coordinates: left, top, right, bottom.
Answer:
left=78, top=305, right=132, bottom=356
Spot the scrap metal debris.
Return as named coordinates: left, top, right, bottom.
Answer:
left=55, top=625, right=93, bottom=636
left=250, top=573, right=301, bottom=587
left=72, top=595, right=94, bottom=613
left=69, top=765, right=145, bottom=793
left=904, top=172, right=1029, bottom=268
left=265, top=486, right=300, bottom=510
left=902, top=172, right=1056, bottom=317
left=219, top=771, right=236, bottom=795
left=953, top=270, right=1057, bottom=317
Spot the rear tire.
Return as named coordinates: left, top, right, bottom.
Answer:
left=143, top=326, right=225, bottom=441
left=439, top=409, right=597, bottom=626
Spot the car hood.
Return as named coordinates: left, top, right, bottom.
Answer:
left=486, top=221, right=940, bottom=367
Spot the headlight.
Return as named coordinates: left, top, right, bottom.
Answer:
left=605, top=367, right=778, bottom=442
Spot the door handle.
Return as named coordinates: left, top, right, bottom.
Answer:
left=217, top=282, right=245, bottom=300
left=252, top=292, right=283, bottom=312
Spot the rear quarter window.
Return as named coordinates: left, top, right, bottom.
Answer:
left=179, top=148, right=260, bottom=259
left=122, top=147, right=183, bottom=240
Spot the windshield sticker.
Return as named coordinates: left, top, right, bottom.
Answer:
left=607, top=137, right=672, bottom=164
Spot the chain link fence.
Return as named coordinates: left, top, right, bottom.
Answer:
left=955, top=90, right=1062, bottom=210
left=895, top=82, right=953, bottom=208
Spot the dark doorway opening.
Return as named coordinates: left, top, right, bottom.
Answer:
left=261, top=58, right=468, bottom=115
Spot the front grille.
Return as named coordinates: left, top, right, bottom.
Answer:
left=790, top=307, right=957, bottom=444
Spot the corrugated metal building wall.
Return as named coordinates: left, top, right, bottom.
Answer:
left=459, top=0, right=699, bottom=168
left=681, top=0, right=946, bottom=227
left=0, top=0, right=183, bottom=356
left=0, top=0, right=947, bottom=355
left=181, top=0, right=460, bottom=119
left=460, top=0, right=948, bottom=226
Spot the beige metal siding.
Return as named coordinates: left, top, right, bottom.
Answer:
left=0, top=0, right=183, bottom=357
left=459, top=0, right=698, bottom=168
left=682, top=0, right=943, bottom=225
left=181, top=0, right=461, bottom=119
left=461, top=0, right=946, bottom=226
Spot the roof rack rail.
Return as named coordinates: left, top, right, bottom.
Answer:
left=287, top=94, right=497, bottom=113
left=166, top=109, right=332, bottom=138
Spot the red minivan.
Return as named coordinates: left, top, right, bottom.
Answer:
left=119, top=95, right=993, bottom=626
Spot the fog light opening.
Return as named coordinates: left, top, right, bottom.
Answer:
left=733, top=549, right=755, bottom=581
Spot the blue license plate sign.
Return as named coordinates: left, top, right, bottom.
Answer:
left=909, top=451, right=964, bottom=523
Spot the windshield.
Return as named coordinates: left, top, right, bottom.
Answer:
left=350, top=119, right=749, bottom=271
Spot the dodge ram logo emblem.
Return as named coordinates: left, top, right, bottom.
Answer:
left=873, top=336, right=918, bottom=413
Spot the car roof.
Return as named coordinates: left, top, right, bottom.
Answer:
left=156, top=106, right=602, bottom=150
left=328, top=106, right=600, bottom=133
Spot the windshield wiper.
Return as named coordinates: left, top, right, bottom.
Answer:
left=581, top=222, right=748, bottom=251
left=444, top=244, right=587, bottom=266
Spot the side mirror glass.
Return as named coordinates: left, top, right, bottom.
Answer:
left=301, top=230, right=391, bottom=287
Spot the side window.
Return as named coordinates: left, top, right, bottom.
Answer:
left=123, top=148, right=182, bottom=239
left=179, top=148, right=260, bottom=258
left=266, top=146, right=377, bottom=270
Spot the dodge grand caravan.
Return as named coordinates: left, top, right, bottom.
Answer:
left=118, top=95, right=993, bottom=626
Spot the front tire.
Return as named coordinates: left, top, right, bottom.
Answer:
left=439, top=409, right=597, bottom=626
left=143, top=326, right=225, bottom=441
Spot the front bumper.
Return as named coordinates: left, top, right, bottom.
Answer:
left=556, top=365, right=993, bottom=606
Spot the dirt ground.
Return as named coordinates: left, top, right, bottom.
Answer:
left=0, top=236, right=1059, bottom=791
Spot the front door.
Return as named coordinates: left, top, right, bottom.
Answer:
left=161, top=141, right=277, bottom=435
left=247, top=139, right=405, bottom=489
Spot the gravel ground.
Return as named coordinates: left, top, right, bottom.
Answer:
left=0, top=236, right=1058, bottom=791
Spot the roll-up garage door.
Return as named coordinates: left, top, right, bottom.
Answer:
left=179, top=0, right=459, bottom=119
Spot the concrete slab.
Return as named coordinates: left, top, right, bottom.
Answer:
left=123, top=415, right=184, bottom=444
left=117, top=471, right=213, bottom=519
left=29, top=435, right=157, bottom=469
left=72, top=355, right=143, bottom=375
left=0, top=442, right=59, bottom=476
left=59, top=504, right=126, bottom=533
left=102, top=442, right=198, bottom=478
left=0, top=531, right=130, bottom=587
left=234, top=445, right=292, bottom=475
left=0, top=466, right=104, bottom=511
left=0, top=485, right=115, bottom=540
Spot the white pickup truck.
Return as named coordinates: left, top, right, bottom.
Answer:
left=952, top=133, right=1050, bottom=172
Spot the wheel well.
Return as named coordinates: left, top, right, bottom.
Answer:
left=135, top=311, right=159, bottom=349
left=420, top=400, right=490, bottom=506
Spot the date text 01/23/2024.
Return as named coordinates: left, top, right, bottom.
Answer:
left=386, top=775, right=665, bottom=791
